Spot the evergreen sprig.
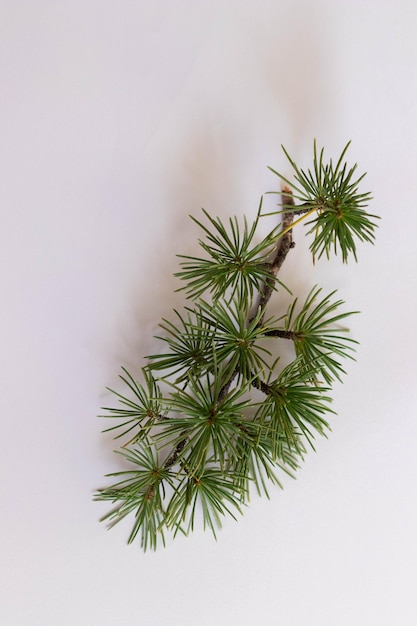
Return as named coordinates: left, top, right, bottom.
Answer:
left=284, top=286, right=358, bottom=384
left=267, top=141, right=379, bottom=262
left=95, top=141, right=378, bottom=550
left=175, top=202, right=287, bottom=301
left=100, top=367, right=164, bottom=444
left=96, top=440, right=173, bottom=550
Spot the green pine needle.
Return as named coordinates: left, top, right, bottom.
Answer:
left=284, top=286, right=358, bottom=384
left=268, top=141, right=379, bottom=262
left=176, top=200, right=287, bottom=301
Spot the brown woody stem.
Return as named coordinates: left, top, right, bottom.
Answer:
left=265, top=329, right=298, bottom=340
left=257, top=188, right=295, bottom=316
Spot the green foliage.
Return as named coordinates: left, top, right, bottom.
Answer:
left=175, top=202, right=287, bottom=301
left=155, top=374, right=253, bottom=478
left=95, top=142, right=378, bottom=550
left=255, top=359, right=335, bottom=451
left=268, top=141, right=379, bottom=262
left=146, top=307, right=214, bottom=382
left=100, top=367, right=163, bottom=444
left=96, top=441, right=173, bottom=551
left=283, top=286, right=358, bottom=384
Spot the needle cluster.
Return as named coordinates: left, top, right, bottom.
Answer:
left=95, top=142, right=378, bottom=550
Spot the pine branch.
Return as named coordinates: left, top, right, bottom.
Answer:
left=95, top=141, right=378, bottom=550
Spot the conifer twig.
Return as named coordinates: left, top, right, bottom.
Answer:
left=95, top=142, right=379, bottom=550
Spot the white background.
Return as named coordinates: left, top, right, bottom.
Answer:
left=1, top=1, right=417, bottom=625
